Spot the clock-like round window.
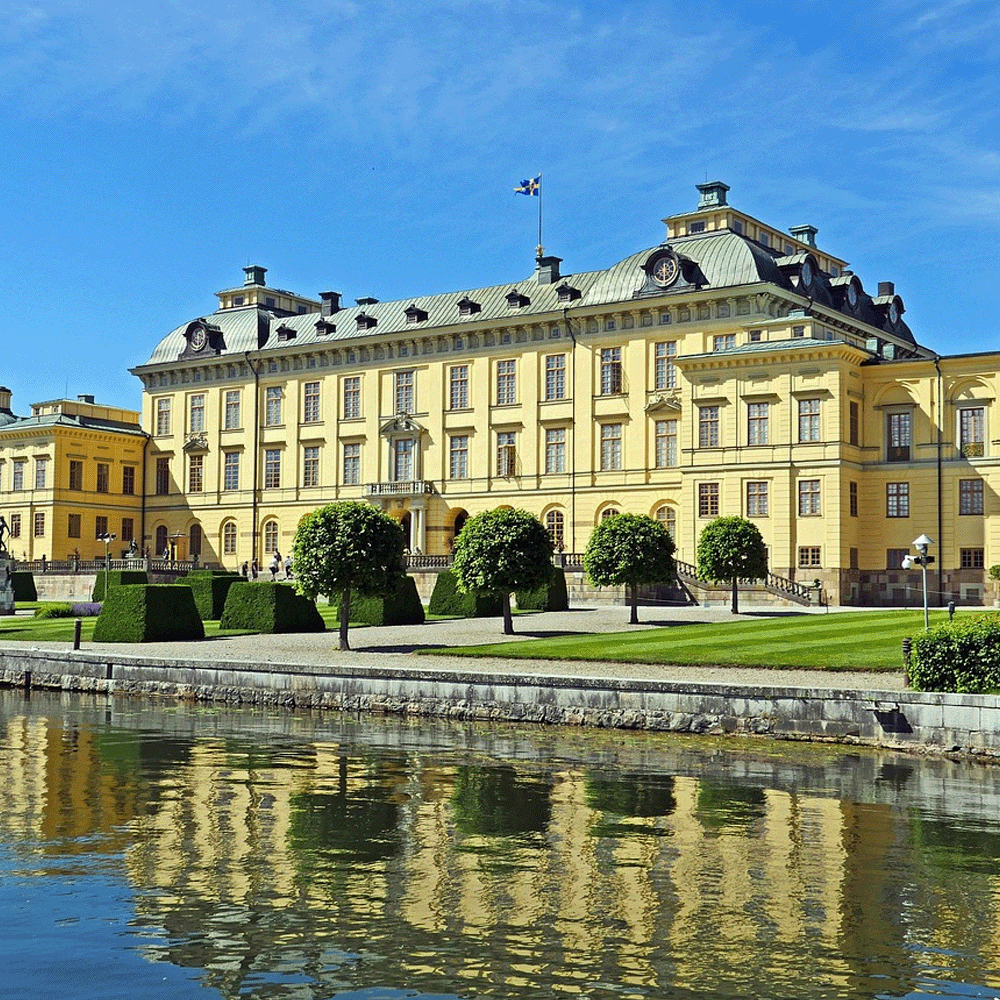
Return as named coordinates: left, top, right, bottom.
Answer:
left=190, top=327, right=207, bottom=351
left=847, top=283, right=859, bottom=308
left=889, top=301, right=899, bottom=325
left=801, top=260, right=813, bottom=288
left=651, top=255, right=679, bottom=287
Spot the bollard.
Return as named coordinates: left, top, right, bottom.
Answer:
left=901, top=636, right=912, bottom=687
left=73, top=618, right=82, bottom=651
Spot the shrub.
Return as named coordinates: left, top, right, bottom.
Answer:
left=907, top=614, right=1000, bottom=693
left=220, top=581, right=325, bottom=634
left=428, top=570, right=502, bottom=618
left=93, top=585, right=204, bottom=643
left=12, top=571, right=37, bottom=602
left=35, top=602, right=74, bottom=619
left=331, top=575, right=425, bottom=626
left=92, top=570, right=149, bottom=602
left=990, top=565, right=1000, bottom=582
left=181, top=570, right=243, bottom=620
left=516, top=566, right=569, bottom=612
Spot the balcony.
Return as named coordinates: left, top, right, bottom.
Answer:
left=364, top=480, right=435, bottom=497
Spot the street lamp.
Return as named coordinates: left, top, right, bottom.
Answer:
left=97, top=532, right=116, bottom=600
left=901, top=533, right=934, bottom=631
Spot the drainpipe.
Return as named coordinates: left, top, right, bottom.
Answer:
left=934, top=356, right=944, bottom=606
left=245, top=352, right=261, bottom=565
left=139, top=431, right=151, bottom=559
left=563, top=307, right=578, bottom=556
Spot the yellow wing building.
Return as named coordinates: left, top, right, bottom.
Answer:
left=121, top=181, right=995, bottom=606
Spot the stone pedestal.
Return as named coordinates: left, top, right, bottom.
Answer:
left=0, top=558, right=14, bottom=615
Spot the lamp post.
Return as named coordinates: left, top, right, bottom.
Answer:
left=901, top=533, right=934, bottom=631
left=97, top=532, right=116, bottom=599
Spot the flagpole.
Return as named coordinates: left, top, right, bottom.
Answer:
left=536, top=172, right=543, bottom=259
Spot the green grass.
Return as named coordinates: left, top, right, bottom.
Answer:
left=428, top=609, right=974, bottom=672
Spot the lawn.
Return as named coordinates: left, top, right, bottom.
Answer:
left=428, top=609, right=976, bottom=672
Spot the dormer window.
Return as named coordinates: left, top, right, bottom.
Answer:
left=506, top=289, right=530, bottom=308
left=315, top=319, right=336, bottom=336
left=458, top=296, right=481, bottom=316
left=356, top=313, right=378, bottom=331
left=277, top=325, right=296, bottom=342
left=556, top=282, right=581, bottom=303
left=405, top=304, right=428, bottom=324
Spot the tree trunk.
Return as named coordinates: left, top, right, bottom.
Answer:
left=629, top=582, right=639, bottom=624
left=339, top=589, right=351, bottom=650
left=731, top=576, right=739, bottom=615
left=502, top=592, right=513, bottom=635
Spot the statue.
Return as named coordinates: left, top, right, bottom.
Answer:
left=0, top=515, right=8, bottom=558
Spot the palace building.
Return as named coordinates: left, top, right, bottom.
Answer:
left=125, top=181, right=995, bottom=606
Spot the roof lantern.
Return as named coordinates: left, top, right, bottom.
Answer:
left=243, top=265, right=267, bottom=287
left=789, top=224, right=818, bottom=248
left=696, top=180, right=730, bottom=210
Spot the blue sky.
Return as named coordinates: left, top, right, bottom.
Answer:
left=2, top=0, right=998, bottom=411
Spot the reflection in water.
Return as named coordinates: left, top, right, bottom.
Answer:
left=3, top=691, right=1000, bottom=999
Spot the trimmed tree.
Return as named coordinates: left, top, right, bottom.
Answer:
left=451, top=508, right=553, bottom=635
left=291, top=502, right=405, bottom=650
left=696, top=516, right=768, bottom=614
left=584, top=514, right=676, bottom=624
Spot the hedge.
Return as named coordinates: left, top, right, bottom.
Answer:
left=220, top=581, right=325, bottom=634
left=12, top=571, right=37, bottom=602
left=907, top=614, right=1000, bottom=693
left=181, top=570, right=243, bottom=620
left=93, top=585, right=204, bottom=643
left=92, top=569, right=149, bottom=602
left=330, top=575, right=425, bottom=626
left=516, top=566, right=569, bottom=612
left=428, top=569, right=503, bottom=618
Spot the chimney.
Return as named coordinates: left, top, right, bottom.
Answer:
left=696, top=180, right=730, bottom=209
left=77, top=394, right=95, bottom=404
left=319, top=291, right=342, bottom=317
left=878, top=281, right=895, bottom=297
left=0, top=386, right=12, bottom=412
left=243, top=264, right=267, bottom=287
left=535, top=254, right=562, bottom=285
left=789, top=224, right=818, bottom=248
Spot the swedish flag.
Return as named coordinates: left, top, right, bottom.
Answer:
left=514, top=175, right=540, bottom=196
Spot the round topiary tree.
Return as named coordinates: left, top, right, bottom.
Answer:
left=696, top=515, right=768, bottom=615
left=452, top=508, right=553, bottom=635
left=584, top=513, right=676, bottom=624
left=292, top=502, right=405, bottom=650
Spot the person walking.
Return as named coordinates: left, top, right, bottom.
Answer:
left=284, top=554, right=292, bottom=579
left=251, top=559, right=259, bottom=581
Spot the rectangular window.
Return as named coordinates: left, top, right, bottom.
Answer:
left=188, top=454, right=204, bottom=493
left=156, top=398, right=171, bottom=436
left=122, top=466, right=135, bottom=495
left=545, top=354, right=566, bottom=400
left=95, top=515, right=108, bottom=538
left=189, top=393, right=205, bottom=433
left=303, top=445, right=320, bottom=487
left=395, top=371, right=415, bottom=414
left=798, top=546, right=821, bottom=568
left=959, top=407, right=985, bottom=457
left=69, top=460, right=83, bottom=491
left=713, top=334, right=735, bottom=352
left=225, top=390, right=241, bottom=429
left=121, top=518, right=134, bottom=543
left=343, top=377, right=361, bottom=419
left=155, top=457, right=170, bottom=495
left=961, top=548, right=985, bottom=569
left=747, top=403, right=769, bottom=446
left=545, top=428, right=566, bottom=473
left=449, top=435, right=469, bottom=479
left=68, top=513, right=81, bottom=538
left=849, top=400, right=860, bottom=446
left=655, top=419, right=678, bottom=468
left=600, top=348, right=623, bottom=395
left=960, top=478, right=984, bottom=515
left=798, top=399, right=821, bottom=442
left=699, top=406, right=720, bottom=448
left=265, top=386, right=283, bottom=426
left=264, top=449, right=281, bottom=489
left=303, top=382, right=321, bottom=423
left=12, top=459, right=24, bottom=491
left=654, top=341, right=677, bottom=390
left=393, top=438, right=413, bottom=481
left=888, top=548, right=910, bottom=570
left=223, top=451, right=239, bottom=491
left=449, top=365, right=469, bottom=410
left=600, top=423, right=622, bottom=471
left=887, top=411, right=911, bottom=462
left=10, top=513, right=21, bottom=537
left=343, top=443, right=361, bottom=485
left=886, top=481, right=909, bottom=517
left=699, top=482, right=720, bottom=517
left=849, top=481, right=858, bottom=517
left=96, top=462, right=109, bottom=493
left=34, top=458, right=47, bottom=490
left=31, top=512, right=44, bottom=537
left=798, top=479, right=821, bottom=516
left=747, top=480, right=769, bottom=517
left=496, top=360, right=516, bottom=405
left=497, top=431, right=517, bottom=476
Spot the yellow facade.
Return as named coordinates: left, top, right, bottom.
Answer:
left=124, top=181, right=996, bottom=605
left=0, top=391, right=145, bottom=562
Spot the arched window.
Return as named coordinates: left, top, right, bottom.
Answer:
left=155, top=524, right=168, bottom=556
left=263, top=520, right=279, bottom=555
left=222, top=521, right=237, bottom=555
left=600, top=507, right=621, bottom=520
left=189, top=523, right=202, bottom=559
left=655, top=505, right=677, bottom=540
left=545, top=509, right=564, bottom=550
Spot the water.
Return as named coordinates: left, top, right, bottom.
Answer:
left=3, top=691, right=1000, bottom=1000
